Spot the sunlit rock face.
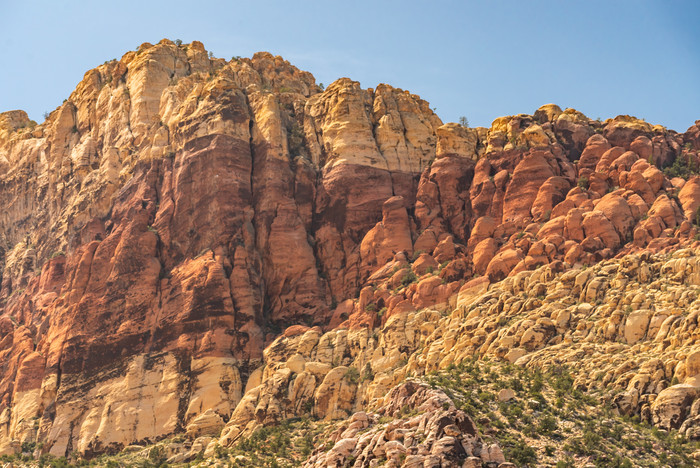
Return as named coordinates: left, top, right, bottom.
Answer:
left=1, top=39, right=700, bottom=459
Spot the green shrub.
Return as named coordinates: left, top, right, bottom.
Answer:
left=21, top=441, right=36, bottom=453
left=556, top=458, right=575, bottom=468
left=538, top=415, right=558, bottom=435
left=529, top=371, right=544, bottom=393
left=504, top=438, right=537, bottom=466
left=362, top=363, right=374, bottom=382
left=401, top=270, right=418, bottom=286
left=286, top=120, right=305, bottom=156
left=148, top=445, right=165, bottom=465
left=214, top=443, right=227, bottom=458
left=345, top=367, right=360, bottom=384
left=664, top=153, right=698, bottom=179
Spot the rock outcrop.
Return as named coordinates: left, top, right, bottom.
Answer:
left=0, top=40, right=699, bottom=466
left=302, top=381, right=495, bottom=468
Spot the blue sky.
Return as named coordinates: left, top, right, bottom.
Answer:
left=1, top=1, right=698, bottom=131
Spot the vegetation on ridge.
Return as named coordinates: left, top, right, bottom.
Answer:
left=424, top=358, right=700, bottom=468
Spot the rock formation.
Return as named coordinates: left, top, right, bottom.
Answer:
left=0, top=40, right=699, bottom=466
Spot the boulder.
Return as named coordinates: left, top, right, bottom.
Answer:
left=652, top=385, right=699, bottom=430
left=679, top=176, right=700, bottom=223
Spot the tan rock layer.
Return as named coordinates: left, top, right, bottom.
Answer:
left=222, top=249, right=699, bottom=454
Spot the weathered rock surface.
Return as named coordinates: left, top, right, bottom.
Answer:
left=0, top=40, right=442, bottom=457
left=214, top=248, right=700, bottom=462
left=302, top=381, right=490, bottom=468
left=0, top=39, right=699, bottom=465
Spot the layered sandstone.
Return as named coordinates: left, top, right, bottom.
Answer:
left=0, top=40, right=699, bottom=465
left=219, top=249, right=700, bottom=465
left=0, top=40, right=444, bottom=457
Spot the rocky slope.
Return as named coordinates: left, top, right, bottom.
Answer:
left=0, top=39, right=699, bottom=466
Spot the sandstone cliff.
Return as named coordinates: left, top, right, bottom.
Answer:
left=0, top=40, right=699, bottom=466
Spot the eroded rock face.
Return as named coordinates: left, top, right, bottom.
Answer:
left=0, top=39, right=699, bottom=461
left=302, top=381, right=490, bottom=468
left=219, top=249, right=700, bottom=462
left=0, top=41, right=442, bottom=456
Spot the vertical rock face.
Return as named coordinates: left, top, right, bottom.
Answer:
left=0, top=40, right=444, bottom=456
left=0, top=41, right=699, bottom=460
